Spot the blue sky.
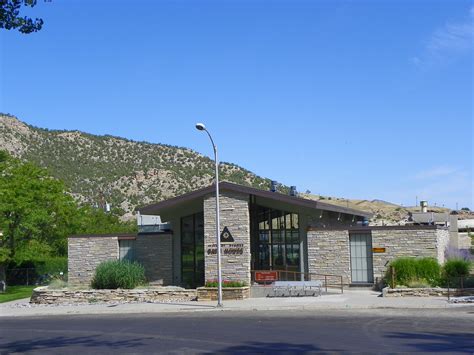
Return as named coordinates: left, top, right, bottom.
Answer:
left=1, top=0, right=472, bottom=208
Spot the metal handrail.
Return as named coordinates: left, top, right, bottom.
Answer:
left=250, top=269, right=344, bottom=294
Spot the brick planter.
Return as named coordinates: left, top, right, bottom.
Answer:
left=197, top=286, right=250, bottom=301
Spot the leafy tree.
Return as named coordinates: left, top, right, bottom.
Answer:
left=0, top=151, right=135, bottom=290
left=0, top=0, right=44, bottom=34
left=0, top=151, right=78, bottom=267
left=75, top=205, right=136, bottom=235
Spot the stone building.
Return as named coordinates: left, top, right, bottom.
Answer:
left=68, top=182, right=450, bottom=288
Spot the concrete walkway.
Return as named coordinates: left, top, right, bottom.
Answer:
left=1, top=289, right=470, bottom=318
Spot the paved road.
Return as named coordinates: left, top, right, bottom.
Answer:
left=1, top=308, right=473, bottom=354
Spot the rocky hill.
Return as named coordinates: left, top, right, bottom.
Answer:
left=0, top=114, right=276, bottom=219
left=299, top=193, right=453, bottom=225
left=2, top=113, right=462, bottom=223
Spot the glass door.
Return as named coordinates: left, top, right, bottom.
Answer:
left=350, top=233, right=374, bottom=283
left=252, top=206, right=300, bottom=279
left=181, top=212, right=204, bottom=288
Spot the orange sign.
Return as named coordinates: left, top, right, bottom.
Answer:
left=372, top=247, right=386, bottom=253
left=255, top=271, right=278, bottom=282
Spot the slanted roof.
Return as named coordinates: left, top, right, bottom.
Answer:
left=138, top=181, right=372, bottom=218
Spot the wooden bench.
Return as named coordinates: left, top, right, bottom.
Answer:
left=271, top=281, right=322, bottom=297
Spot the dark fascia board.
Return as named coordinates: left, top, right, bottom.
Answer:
left=138, top=181, right=372, bottom=218
left=307, top=225, right=445, bottom=232
left=69, top=233, right=137, bottom=239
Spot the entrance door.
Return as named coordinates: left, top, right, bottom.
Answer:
left=181, top=212, right=204, bottom=288
left=252, top=206, right=300, bottom=280
left=350, top=233, right=374, bottom=283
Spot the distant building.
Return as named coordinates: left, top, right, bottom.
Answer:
left=457, top=219, right=474, bottom=250
left=406, top=202, right=471, bottom=250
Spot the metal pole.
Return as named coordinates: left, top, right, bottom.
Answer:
left=390, top=266, right=395, bottom=289
left=204, top=128, right=223, bottom=308
left=214, top=146, right=223, bottom=307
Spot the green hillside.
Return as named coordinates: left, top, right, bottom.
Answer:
left=0, top=114, right=277, bottom=219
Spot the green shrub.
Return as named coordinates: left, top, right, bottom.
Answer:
left=406, top=278, right=430, bottom=288
left=48, top=279, right=68, bottom=289
left=36, top=257, right=68, bottom=276
left=443, top=259, right=470, bottom=278
left=91, top=260, right=146, bottom=289
left=387, top=258, right=418, bottom=286
left=416, top=257, right=441, bottom=286
left=204, top=280, right=246, bottom=288
left=386, top=257, right=441, bottom=287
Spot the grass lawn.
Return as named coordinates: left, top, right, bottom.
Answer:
left=0, top=285, right=35, bottom=303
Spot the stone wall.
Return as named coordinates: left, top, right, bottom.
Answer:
left=307, top=230, right=352, bottom=285
left=68, top=236, right=119, bottom=286
left=204, top=191, right=251, bottom=285
left=436, top=228, right=450, bottom=264
left=307, top=227, right=449, bottom=286
left=382, top=287, right=474, bottom=297
left=135, top=234, right=173, bottom=285
left=31, top=286, right=196, bottom=304
left=457, top=232, right=473, bottom=250
left=372, top=228, right=449, bottom=282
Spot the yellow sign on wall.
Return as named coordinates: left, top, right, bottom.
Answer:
left=372, top=247, right=386, bottom=253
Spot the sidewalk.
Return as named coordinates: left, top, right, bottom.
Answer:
left=1, top=289, right=469, bottom=318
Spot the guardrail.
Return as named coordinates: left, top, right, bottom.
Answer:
left=250, top=270, right=344, bottom=294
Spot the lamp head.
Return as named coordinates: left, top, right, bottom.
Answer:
left=195, top=123, right=206, bottom=131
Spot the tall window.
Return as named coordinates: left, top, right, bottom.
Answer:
left=181, top=212, right=204, bottom=288
left=254, top=206, right=300, bottom=272
left=119, top=239, right=135, bottom=261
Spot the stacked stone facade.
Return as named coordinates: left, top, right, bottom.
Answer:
left=68, top=233, right=173, bottom=287
left=135, top=234, right=173, bottom=285
left=307, top=230, right=352, bottom=285
left=307, top=227, right=450, bottom=285
left=203, top=191, right=251, bottom=285
left=371, top=228, right=449, bottom=282
left=31, top=286, right=196, bottom=304
left=68, top=236, right=119, bottom=286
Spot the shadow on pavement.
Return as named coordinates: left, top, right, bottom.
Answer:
left=0, top=335, right=151, bottom=353
left=387, top=332, right=474, bottom=352
left=207, top=341, right=340, bottom=353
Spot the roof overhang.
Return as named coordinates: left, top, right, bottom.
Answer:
left=137, top=181, right=372, bottom=219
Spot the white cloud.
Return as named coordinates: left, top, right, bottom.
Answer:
left=427, top=22, right=473, bottom=53
left=413, top=7, right=473, bottom=67
left=413, top=166, right=459, bottom=180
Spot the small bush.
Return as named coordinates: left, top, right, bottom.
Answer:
left=386, top=257, right=441, bottom=287
left=406, top=278, right=430, bottom=288
left=416, top=258, right=441, bottom=286
left=387, top=258, right=418, bottom=286
left=445, top=246, right=473, bottom=262
left=36, top=257, right=68, bottom=276
left=91, top=260, right=146, bottom=289
left=205, top=280, right=246, bottom=288
left=48, top=279, right=68, bottom=289
left=443, top=259, right=470, bottom=278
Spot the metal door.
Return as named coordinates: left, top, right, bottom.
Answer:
left=350, top=233, right=374, bottom=283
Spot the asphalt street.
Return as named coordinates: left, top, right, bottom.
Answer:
left=1, top=308, right=473, bottom=354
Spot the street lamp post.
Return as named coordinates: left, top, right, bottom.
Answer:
left=195, top=123, right=223, bottom=307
